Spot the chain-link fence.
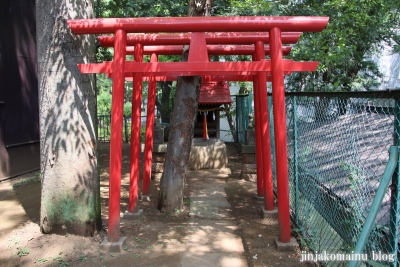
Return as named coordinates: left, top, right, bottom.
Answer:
left=268, top=91, right=400, bottom=267
left=96, top=91, right=400, bottom=265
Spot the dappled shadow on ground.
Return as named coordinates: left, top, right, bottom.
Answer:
left=0, top=173, right=41, bottom=237
left=0, top=142, right=311, bottom=267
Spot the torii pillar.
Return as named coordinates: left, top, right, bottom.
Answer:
left=270, top=27, right=291, bottom=244
left=108, top=29, right=126, bottom=243
left=141, top=53, right=158, bottom=197
left=254, top=41, right=274, bottom=212
left=124, top=43, right=144, bottom=218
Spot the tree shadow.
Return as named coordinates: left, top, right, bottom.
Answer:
left=0, top=176, right=41, bottom=236
left=37, top=1, right=99, bottom=236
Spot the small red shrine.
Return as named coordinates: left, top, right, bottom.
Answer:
left=196, top=80, right=231, bottom=139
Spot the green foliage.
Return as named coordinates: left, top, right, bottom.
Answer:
left=213, top=0, right=273, bottom=16
left=123, top=102, right=132, bottom=116
left=96, top=74, right=112, bottom=115
left=16, top=247, right=29, bottom=257
left=12, top=172, right=41, bottom=188
left=95, top=47, right=113, bottom=62
left=94, top=0, right=400, bottom=97
left=96, top=0, right=187, bottom=18
left=79, top=255, right=87, bottom=261
left=52, top=256, right=70, bottom=267
left=282, top=0, right=400, bottom=91
left=96, top=73, right=134, bottom=116
left=34, top=257, right=48, bottom=263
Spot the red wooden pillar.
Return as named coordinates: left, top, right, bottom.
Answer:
left=203, top=112, right=208, bottom=140
left=128, top=43, right=143, bottom=213
left=108, top=29, right=126, bottom=242
left=270, top=27, right=291, bottom=243
left=142, top=53, right=158, bottom=196
left=254, top=41, right=274, bottom=211
left=251, top=54, right=264, bottom=197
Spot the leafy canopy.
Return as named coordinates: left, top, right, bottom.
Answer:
left=281, top=0, right=400, bottom=91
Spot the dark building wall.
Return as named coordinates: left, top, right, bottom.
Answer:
left=0, top=0, right=39, bottom=179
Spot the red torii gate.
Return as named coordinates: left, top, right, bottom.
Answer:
left=84, top=33, right=316, bottom=215
left=90, top=34, right=315, bottom=231
left=99, top=39, right=296, bottom=182
left=67, top=16, right=329, bottom=246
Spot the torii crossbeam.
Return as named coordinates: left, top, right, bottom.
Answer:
left=67, top=15, right=329, bottom=246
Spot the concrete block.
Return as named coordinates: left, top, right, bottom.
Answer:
left=152, top=144, right=167, bottom=153
left=242, top=153, right=256, bottom=164
left=153, top=128, right=164, bottom=144
left=274, top=236, right=299, bottom=252
left=151, top=172, right=163, bottom=181
left=100, top=236, right=126, bottom=253
left=240, top=144, right=256, bottom=154
left=163, top=126, right=170, bottom=142
left=245, top=129, right=256, bottom=145
left=188, top=139, right=227, bottom=170
left=152, top=153, right=165, bottom=163
left=122, top=209, right=143, bottom=219
left=241, top=173, right=257, bottom=182
left=241, top=163, right=257, bottom=174
left=140, top=194, right=151, bottom=201
left=254, top=195, right=264, bottom=201
left=261, top=207, right=278, bottom=219
left=151, top=163, right=164, bottom=173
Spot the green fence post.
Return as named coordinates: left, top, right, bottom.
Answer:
left=293, top=96, right=299, bottom=225
left=107, top=115, right=111, bottom=142
left=235, top=96, right=239, bottom=143
left=124, top=116, right=129, bottom=143
left=249, top=91, right=254, bottom=115
left=349, top=146, right=398, bottom=267
left=389, top=98, right=400, bottom=267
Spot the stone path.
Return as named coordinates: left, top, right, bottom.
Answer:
left=181, top=168, right=248, bottom=267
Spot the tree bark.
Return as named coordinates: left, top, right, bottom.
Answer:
left=223, top=104, right=238, bottom=143
left=158, top=0, right=212, bottom=213
left=157, top=76, right=201, bottom=212
left=37, top=0, right=100, bottom=236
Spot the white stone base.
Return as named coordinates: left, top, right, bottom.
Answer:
left=188, top=139, right=228, bottom=170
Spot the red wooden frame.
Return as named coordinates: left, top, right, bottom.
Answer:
left=67, top=16, right=329, bottom=244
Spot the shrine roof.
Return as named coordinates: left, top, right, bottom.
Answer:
left=199, top=81, right=232, bottom=105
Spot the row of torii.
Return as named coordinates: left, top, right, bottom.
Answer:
left=68, top=16, right=329, bottom=245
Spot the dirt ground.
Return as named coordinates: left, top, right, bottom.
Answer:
left=0, top=143, right=312, bottom=267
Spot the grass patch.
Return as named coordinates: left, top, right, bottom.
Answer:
left=16, top=247, right=29, bottom=257
left=13, top=172, right=40, bottom=188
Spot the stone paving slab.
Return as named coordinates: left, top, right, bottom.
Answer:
left=183, top=169, right=248, bottom=267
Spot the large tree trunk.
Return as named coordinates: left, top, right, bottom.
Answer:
left=157, top=76, right=201, bottom=212
left=158, top=0, right=212, bottom=213
left=37, top=0, right=100, bottom=236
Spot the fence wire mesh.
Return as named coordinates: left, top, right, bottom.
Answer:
left=268, top=91, right=400, bottom=267
left=97, top=90, right=400, bottom=265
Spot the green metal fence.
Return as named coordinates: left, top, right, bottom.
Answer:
left=219, top=94, right=253, bottom=143
left=97, top=115, right=141, bottom=143
left=268, top=91, right=400, bottom=267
